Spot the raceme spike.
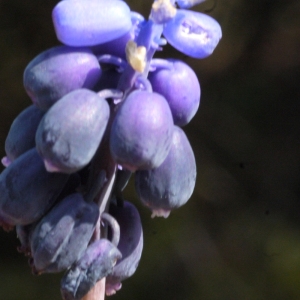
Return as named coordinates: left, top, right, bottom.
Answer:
left=1, top=0, right=222, bottom=297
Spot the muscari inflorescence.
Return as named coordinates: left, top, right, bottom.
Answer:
left=0, top=0, right=222, bottom=299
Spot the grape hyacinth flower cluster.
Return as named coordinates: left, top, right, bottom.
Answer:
left=0, top=0, right=221, bottom=299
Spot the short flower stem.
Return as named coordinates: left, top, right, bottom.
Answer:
left=80, top=172, right=116, bottom=300
left=80, top=101, right=118, bottom=300
left=81, top=278, right=106, bottom=300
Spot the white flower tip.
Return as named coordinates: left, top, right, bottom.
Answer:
left=44, top=159, right=61, bottom=173
left=105, top=282, right=122, bottom=296
left=151, top=209, right=171, bottom=218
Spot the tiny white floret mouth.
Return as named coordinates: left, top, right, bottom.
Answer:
left=151, top=208, right=171, bottom=218
left=181, top=21, right=210, bottom=44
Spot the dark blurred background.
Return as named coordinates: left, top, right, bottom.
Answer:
left=1, top=0, right=300, bottom=299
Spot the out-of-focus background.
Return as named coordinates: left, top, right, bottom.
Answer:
left=1, top=0, right=300, bottom=299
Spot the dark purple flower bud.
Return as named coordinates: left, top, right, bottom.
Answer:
left=24, top=46, right=101, bottom=110
left=0, top=148, right=69, bottom=231
left=4, top=105, right=45, bottom=163
left=61, top=239, right=122, bottom=300
left=35, top=89, right=110, bottom=174
left=106, top=201, right=143, bottom=295
left=110, top=90, right=174, bottom=171
left=149, top=58, right=201, bottom=126
left=135, top=126, right=196, bottom=218
left=30, top=193, right=99, bottom=274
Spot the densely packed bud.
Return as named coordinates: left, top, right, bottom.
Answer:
left=24, top=46, right=101, bottom=110
left=35, top=89, right=110, bottom=174
left=61, top=239, right=122, bottom=300
left=0, top=148, right=69, bottom=231
left=1, top=0, right=222, bottom=296
left=30, top=193, right=99, bottom=274
left=110, top=90, right=174, bottom=171
left=135, top=126, right=196, bottom=218
left=106, top=201, right=143, bottom=295
left=149, top=58, right=201, bottom=126
left=4, top=105, right=45, bottom=165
